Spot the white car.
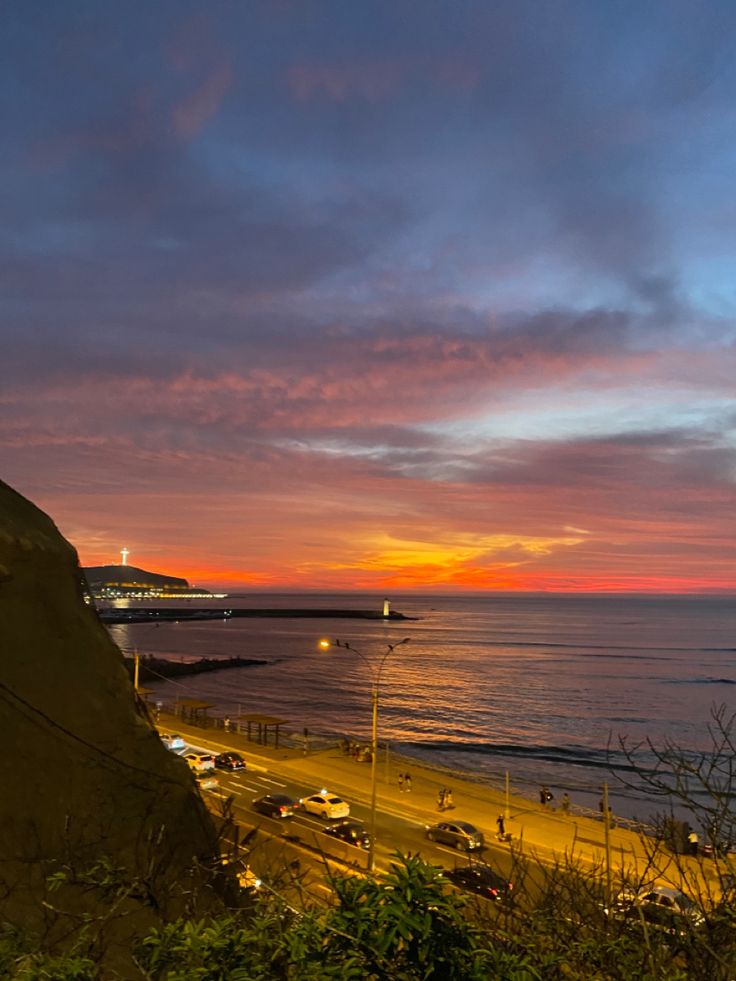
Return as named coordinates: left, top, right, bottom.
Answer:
left=185, top=752, right=216, bottom=772
left=301, top=791, right=350, bottom=820
left=161, top=733, right=185, bottom=751
left=194, top=771, right=220, bottom=792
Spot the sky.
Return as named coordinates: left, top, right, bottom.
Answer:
left=2, top=0, right=736, bottom=593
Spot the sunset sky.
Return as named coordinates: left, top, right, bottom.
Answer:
left=3, top=1, right=736, bottom=593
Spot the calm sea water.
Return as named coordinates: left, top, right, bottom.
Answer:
left=107, top=593, right=736, bottom=822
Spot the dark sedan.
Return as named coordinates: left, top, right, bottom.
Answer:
left=215, top=751, right=246, bottom=771
left=445, top=865, right=513, bottom=903
left=252, top=793, right=298, bottom=818
left=322, top=820, right=372, bottom=850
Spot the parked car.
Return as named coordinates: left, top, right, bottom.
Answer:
left=184, top=752, right=216, bottom=772
left=215, top=751, right=246, bottom=771
left=301, top=791, right=350, bottom=820
left=252, top=793, right=298, bottom=818
left=194, top=771, right=220, bottom=792
left=322, top=820, right=371, bottom=850
left=444, top=865, right=513, bottom=902
left=425, top=821, right=484, bottom=851
left=161, top=733, right=185, bottom=751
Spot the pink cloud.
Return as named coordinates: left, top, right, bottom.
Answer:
left=26, top=87, right=158, bottom=170
left=288, top=59, right=404, bottom=104
left=171, top=62, right=233, bottom=140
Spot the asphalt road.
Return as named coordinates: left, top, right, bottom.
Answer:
left=181, top=738, right=517, bottom=889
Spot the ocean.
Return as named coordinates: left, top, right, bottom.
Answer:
left=106, top=592, right=736, bottom=823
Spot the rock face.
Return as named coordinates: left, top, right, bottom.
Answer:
left=0, top=480, right=221, bottom=968
left=84, top=563, right=190, bottom=590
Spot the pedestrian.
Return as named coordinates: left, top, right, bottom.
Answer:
left=445, top=788, right=454, bottom=809
left=437, top=788, right=446, bottom=810
left=398, top=772, right=404, bottom=793
left=561, top=792, right=571, bottom=815
left=404, top=772, right=412, bottom=792
left=496, top=814, right=505, bottom=839
left=541, top=785, right=552, bottom=806
left=224, top=717, right=231, bottom=732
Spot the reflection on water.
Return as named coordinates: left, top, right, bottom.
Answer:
left=107, top=592, right=736, bottom=820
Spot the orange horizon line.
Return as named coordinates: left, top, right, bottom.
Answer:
left=79, top=559, right=736, bottom=596
left=147, top=583, right=736, bottom=596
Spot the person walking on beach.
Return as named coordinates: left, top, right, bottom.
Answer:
left=398, top=773, right=404, bottom=793
left=404, top=772, right=412, bottom=792
left=496, top=814, right=505, bottom=839
left=561, top=792, right=571, bottom=815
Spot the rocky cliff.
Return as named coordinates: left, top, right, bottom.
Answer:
left=0, top=480, right=222, bottom=972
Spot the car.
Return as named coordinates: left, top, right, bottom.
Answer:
left=301, top=791, right=350, bottom=820
left=161, top=733, right=185, bottom=751
left=184, top=752, right=216, bottom=772
left=628, top=886, right=705, bottom=932
left=214, top=751, right=246, bottom=771
left=220, top=858, right=262, bottom=895
left=444, top=865, right=513, bottom=902
left=425, top=821, right=484, bottom=851
left=252, top=793, right=298, bottom=818
left=194, top=771, right=220, bottom=792
left=322, top=820, right=372, bottom=850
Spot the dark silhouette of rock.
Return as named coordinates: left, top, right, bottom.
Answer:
left=0, top=480, right=222, bottom=973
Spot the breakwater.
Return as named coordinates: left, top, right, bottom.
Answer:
left=124, top=654, right=268, bottom=682
left=101, top=607, right=412, bottom=624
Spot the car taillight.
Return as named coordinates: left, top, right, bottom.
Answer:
left=509, top=882, right=514, bottom=890
left=279, top=806, right=286, bottom=813
left=490, top=888, right=498, bottom=897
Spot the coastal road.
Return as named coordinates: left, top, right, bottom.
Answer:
left=180, top=738, right=516, bottom=885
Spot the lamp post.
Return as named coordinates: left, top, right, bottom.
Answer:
left=319, top=636, right=410, bottom=872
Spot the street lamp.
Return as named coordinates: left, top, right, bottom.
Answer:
left=319, top=636, right=410, bottom=872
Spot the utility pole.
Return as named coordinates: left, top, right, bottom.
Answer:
left=369, top=685, right=379, bottom=871
left=133, top=650, right=140, bottom=692
left=602, top=781, right=612, bottom=907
